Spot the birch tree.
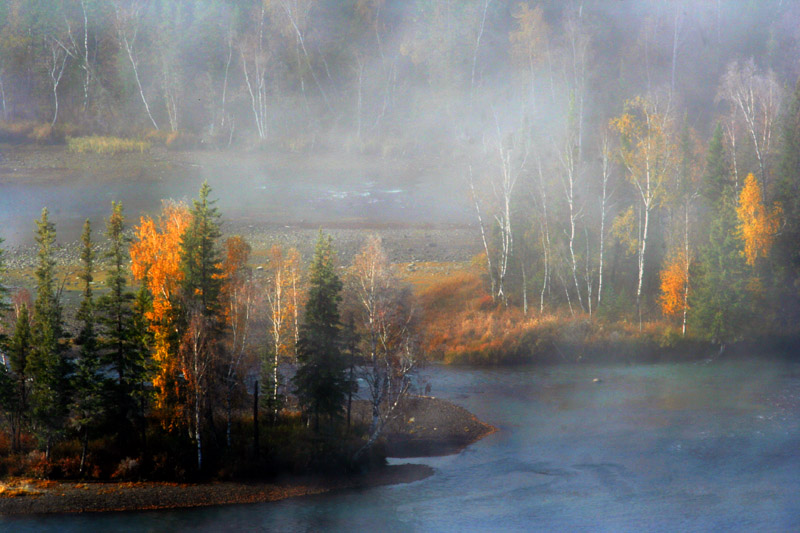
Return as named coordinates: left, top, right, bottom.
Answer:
left=239, top=3, right=270, bottom=141
left=46, top=38, right=68, bottom=126
left=347, top=237, right=419, bottom=462
left=113, top=0, right=159, bottom=130
left=221, top=236, right=255, bottom=448
left=264, top=245, right=299, bottom=417
left=612, top=96, right=675, bottom=325
left=718, top=59, right=783, bottom=195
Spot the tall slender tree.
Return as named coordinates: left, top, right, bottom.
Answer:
left=70, top=219, right=105, bottom=475
left=98, top=202, right=141, bottom=437
left=179, top=182, right=223, bottom=471
left=27, top=208, right=70, bottom=458
left=293, top=231, right=348, bottom=431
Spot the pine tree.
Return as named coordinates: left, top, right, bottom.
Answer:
left=690, top=197, right=751, bottom=347
left=181, top=181, right=223, bottom=317
left=773, top=77, right=800, bottom=325
left=97, top=202, right=140, bottom=435
left=702, top=123, right=731, bottom=209
left=178, top=182, right=224, bottom=471
left=293, top=231, right=348, bottom=430
left=8, top=304, right=32, bottom=452
left=70, top=220, right=105, bottom=475
left=0, top=237, right=13, bottom=447
left=27, top=208, right=70, bottom=458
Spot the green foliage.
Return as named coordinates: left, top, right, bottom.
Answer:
left=180, top=181, right=223, bottom=317
left=293, top=231, right=349, bottom=430
left=70, top=220, right=106, bottom=452
left=689, top=198, right=751, bottom=345
left=96, top=203, right=142, bottom=432
left=702, top=124, right=731, bottom=209
left=773, top=77, right=800, bottom=322
left=27, top=208, right=70, bottom=455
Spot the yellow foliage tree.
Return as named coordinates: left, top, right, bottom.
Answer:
left=611, top=96, right=676, bottom=320
left=130, top=200, right=191, bottom=423
left=736, top=173, right=782, bottom=266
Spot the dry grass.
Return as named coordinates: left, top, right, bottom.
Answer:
left=67, top=135, right=151, bottom=154
left=414, top=265, right=703, bottom=365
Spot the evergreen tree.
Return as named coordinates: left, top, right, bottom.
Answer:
left=70, top=220, right=105, bottom=474
left=773, top=77, right=800, bottom=325
left=130, top=283, right=154, bottom=449
left=97, top=202, right=140, bottom=433
left=181, top=181, right=223, bottom=317
left=0, top=238, right=9, bottom=325
left=703, top=123, right=731, bottom=209
left=27, top=208, right=70, bottom=457
left=690, top=197, right=751, bottom=347
left=178, top=182, right=223, bottom=471
left=0, top=237, right=13, bottom=447
left=7, top=304, right=32, bottom=452
left=293, top=231, right=348, bottom=430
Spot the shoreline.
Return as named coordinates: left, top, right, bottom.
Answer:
left=0, top=464, right=433, bottom=516
left=0, top=397, right=495, bottom=516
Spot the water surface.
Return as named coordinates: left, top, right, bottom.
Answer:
left=5, top=359, right=800, bottom=532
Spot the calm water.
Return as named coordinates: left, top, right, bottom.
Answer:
left=0, top=163, right=470, bottom=247
left=4, top=359, right=800, bottom=532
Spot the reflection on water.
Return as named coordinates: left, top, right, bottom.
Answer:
left=5, top=359, right=800, bottom=532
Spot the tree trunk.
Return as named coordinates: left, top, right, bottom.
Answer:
left=636, top=205, right=651, bottom=330
left=253, top=380, right=259, bottom=459
left=80, top=428, right=88, bottom=475
left=195, top=387, right=202, bottom=471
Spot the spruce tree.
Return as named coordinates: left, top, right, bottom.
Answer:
left=702, top=123, right=730, bottom=209
left=8, top=304, right=32, bottom=452
left=690, top=196, right=751, bottom=347
left=27, top=208, right=70, bottom=457
left=178, top=182, right=223, bottom=471
left=293, top=231, right=348, bottom=430
left=97, top=202, right=140, bottom=433
left=773, top=77, right=800, bottom=325
left=181, top=181, right=223, bottom=317
left=71, top=220, right=105, bottom=474
left=0, top=238, right=12, bottom=446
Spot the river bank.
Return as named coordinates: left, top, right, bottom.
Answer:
left=0, top=465, right=432, bottom=515
left=0, top=396, right=494, bottom=516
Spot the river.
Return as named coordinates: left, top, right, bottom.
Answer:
left=0, top=151, right=472, bottom=248
left=4, top=358, right=800, bottom=532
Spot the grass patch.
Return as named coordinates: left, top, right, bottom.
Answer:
left=67, top=136, right=151, bottom=154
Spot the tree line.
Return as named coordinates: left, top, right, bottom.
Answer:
left=0, top=1, right=797, bottom=151
left=0, top=183, right=420, bottom=478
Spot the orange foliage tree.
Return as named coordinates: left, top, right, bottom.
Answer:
left=129, top=200, right=191, bottom=424
left=220, top=236, right=256, bottom=447
left=659, top=251, right=688, bottom=320
left=736, top=173, right=782, bottom=266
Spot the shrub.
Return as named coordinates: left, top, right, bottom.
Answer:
left=111, top=457, right=140, bottom=480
